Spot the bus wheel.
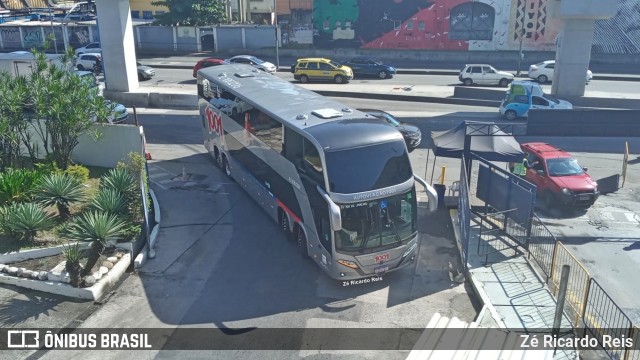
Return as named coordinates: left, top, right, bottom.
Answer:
left=214, top=148, right=222, bottom=168
left=297, top=227, right=308, bottom=257
left=279, top=211, right=294, bottom=241
left=222, top=155, right=231, bottom=177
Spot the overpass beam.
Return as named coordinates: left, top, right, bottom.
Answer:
left=95, top=0, right=138, bottom=92
left=551, top=0, right=617, bottom=98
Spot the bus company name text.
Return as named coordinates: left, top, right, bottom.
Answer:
left=519, top=334, right=633, bottom=349
left=352, top=188, right=397, bottom=201
left=342, top=276, right=383, bottom=287
left=205, top=107, right=224, bottom=138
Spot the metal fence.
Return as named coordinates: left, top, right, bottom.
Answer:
left=549, top=243, right=591, bottom=325
left=527, top=213, right=556, bottom=280
left=628, top=326, right=639, bottom=360
left=457, top=155, right=471, bottom=271
left=583, top=278, right=634, bottom=360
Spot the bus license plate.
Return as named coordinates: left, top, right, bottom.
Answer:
left=375, top=254, right=390, bottom=263
left=375, top=266, right=388, bottom=274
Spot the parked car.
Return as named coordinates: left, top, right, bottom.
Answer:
left=104, top=100, right=129, bottom=123
left=528, top=60, right=593, bottom=83
left=459, top=64, right=514, bottom=87
left=76, top=53, right=101, bottom=71
left=343, top=58, right=396, bottom=79
left=193, top=58, right=226, bottom=78
left=499, top=81, right=572, bottom=120
left=359, top=109, right=421, bottom=151
left=75, top=42, right=101, bottom=56
left=73, top=70, right=99, bottom=88
left=290, top=58, right=353, bottom=84
left=519, top=142, right=599, bottom=209
left=137, top=62, right=155, bottom=80
left=227, top=55, right=276, bottom=73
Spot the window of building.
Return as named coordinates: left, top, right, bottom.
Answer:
left=449, top=2, right=495, bottom=41
left=418, top=21, right=425, bottom=31
left=142, top=11, right=153, bottom=19
left=406, top=20, right=414, bottom=30
left=155, top=11, right=165, bottom=16
left=131, top=11, right=140, bottom=19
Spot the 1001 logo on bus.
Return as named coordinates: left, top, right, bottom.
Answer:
left=205, top=107, right=225, bottom=143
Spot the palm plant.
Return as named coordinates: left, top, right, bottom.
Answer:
left=62, top=242, right=84, bottom=287
left=65, top=211, right=127, bottom=276
left=100, top=168, right=136, bottom=196
left=4, top=203, right=55, bottom=242
left=34, top=173, right=85, bottom=220
left=90, top=189, right=127, bottom=215
left=0, top=168, right=43, bottom=205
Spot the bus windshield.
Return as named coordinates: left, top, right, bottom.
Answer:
left=335, top=189, right=417, bottom=254
left=324, top=140, right=412, bottom=194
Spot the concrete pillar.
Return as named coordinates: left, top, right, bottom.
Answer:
left=18, top=27, right=24, bottom=48
left=551, top=0, right=617, bottom=97
left=95, top=0, right=138, bottom=92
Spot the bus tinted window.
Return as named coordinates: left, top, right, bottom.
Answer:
left=325, top=140, right=411, bottom=193
left=247, top=110, right=282, bottom=153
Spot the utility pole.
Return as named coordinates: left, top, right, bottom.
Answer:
left=274, top=0, right=279, bottom=68
left=516, top=27, right=525, bottom=76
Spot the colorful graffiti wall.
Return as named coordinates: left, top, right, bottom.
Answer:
left=312, top=0, right=561, bottom=51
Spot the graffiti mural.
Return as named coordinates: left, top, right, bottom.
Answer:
left=1, top=27, right=21, bottom=48
left=312, top=0, right=562, bottom=51
left=23, top=28, right=43, bottom=48
left=67, top=26, right=90, bottom=49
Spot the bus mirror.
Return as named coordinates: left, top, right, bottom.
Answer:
left=317, top=186, right=342, bottom=231
left=413, top=174, right=438, bottom=212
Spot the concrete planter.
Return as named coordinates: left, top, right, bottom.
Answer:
left=0, top=243, right=133, bottom=300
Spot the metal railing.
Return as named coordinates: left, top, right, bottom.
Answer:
left=583, top=279, right=634, bottom=360
left=527, top=213, right=556, bottom=280
left=626, top=326, right=639, bottom=360
left=457, top=156, right=471, bottom=271
left=549, top=243, right=591, bottom=325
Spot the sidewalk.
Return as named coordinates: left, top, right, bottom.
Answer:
left=449, top=211, right=579, bottom=360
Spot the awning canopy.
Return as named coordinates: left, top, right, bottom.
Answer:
left=431, top=122, right=523, bottom=162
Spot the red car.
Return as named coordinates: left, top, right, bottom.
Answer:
left=520, top=142, right=599, bottom=208
left=193, top=58, right=225, bottom=78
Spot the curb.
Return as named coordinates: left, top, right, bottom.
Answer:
left=147, top=63, right=640, bottom=82
left=448, top=209, right=507, bottom=329
left=0, top=253, right=131, bottom=300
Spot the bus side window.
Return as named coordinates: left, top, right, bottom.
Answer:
left=252, top=111, right=283, bottom=153
left=303, top=139, right=324, bottom=184
left=284, top=127, right=303, bottom=163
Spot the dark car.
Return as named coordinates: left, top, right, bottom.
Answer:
left=360, top=109, right=421, bottom=151
left=193, top=58, right=226, bottom=78
left=344, top=58, right=396, bottom=79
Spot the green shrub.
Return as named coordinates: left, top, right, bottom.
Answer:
left=62, top=242, right=84, bottom=287
left=34, top=160, right=61, bottom=175
left=34, top=173, right=85, bottom=219
left=65, top=164, right=90, bottom=184
left=0, top=168, right=44, bottom=205
left=90, top=189, right=127, bottom=215
left=4, top=203, right=55, bottom=242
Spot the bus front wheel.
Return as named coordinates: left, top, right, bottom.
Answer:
left=214, top=148, right=222, bottom=168
left=297, top=227, right=308, bottom=257
left=222, top=155, right=231, bottom=177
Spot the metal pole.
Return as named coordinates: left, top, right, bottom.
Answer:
left=49, top=6, right=58, bottom=54
left=274, top=0, right=279, bottom=68
left=553, top=265, right=570, bottom=337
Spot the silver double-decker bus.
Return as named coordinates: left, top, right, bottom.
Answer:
left=197, top=64, right=437, bottom=280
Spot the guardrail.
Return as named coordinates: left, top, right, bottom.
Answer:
left=527, top=213, right=556, bottom=280
left=549, top=243, right=591, bottom=326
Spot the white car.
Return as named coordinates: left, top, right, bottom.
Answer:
left=528, top=60, right=593, bottom=83
left=76, top=53, right=101, bottom=71
left=459, top=64, right=514, bottom=87
left=227, top=55, right=277, bottom=73
left=75, top=42, right=101, bottom=56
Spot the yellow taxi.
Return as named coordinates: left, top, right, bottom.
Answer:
left=290, top=58, right=353, bottom=84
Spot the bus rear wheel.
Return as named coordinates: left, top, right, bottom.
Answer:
left=214, top=148, right=222, bottom=168
left=297, top=226, right=308, bottom=257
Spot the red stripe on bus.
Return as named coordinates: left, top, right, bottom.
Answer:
left=276, top=199, right=301, bottom=224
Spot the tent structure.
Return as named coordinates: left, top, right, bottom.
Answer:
left=426, top=121, right=524, bottom=182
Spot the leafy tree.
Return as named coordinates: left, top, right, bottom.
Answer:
left=151, top=0, right=228, bottom=26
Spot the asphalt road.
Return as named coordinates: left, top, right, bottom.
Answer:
left=142, top=68, right=640, bottom=97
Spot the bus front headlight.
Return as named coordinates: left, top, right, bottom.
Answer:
left=337, top=259, right=359, bottom=269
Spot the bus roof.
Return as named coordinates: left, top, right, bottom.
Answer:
left=199, top=64, right=403, bottom=150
